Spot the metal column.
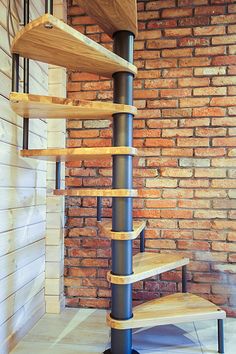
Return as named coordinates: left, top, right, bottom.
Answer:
left=104, top=31, right=138, bottom=354
left=182, top=265, right=187, bottom=293
left=45, top=0, right=53, bottom=14
left=23, top=0, right=30, bottom=149
left=218, top=319, right=224, bottom=353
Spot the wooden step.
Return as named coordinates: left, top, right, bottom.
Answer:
left=9, top=93, right=137, bottom=119
left=107, top=292, right=226, bottom=330
left=11, top=14, right=137, bottom=78
left=20, top=147, right=137, bottom=161
left=77, top=0, right=138, bottom=38
left=54, top=189, right=138, bottom=197
left=98, top=220, right=146, bottom=240
left=107, top=252, right=189, bottom=284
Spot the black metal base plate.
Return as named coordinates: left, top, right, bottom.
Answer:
left=104, top=350, right=140, bottom=354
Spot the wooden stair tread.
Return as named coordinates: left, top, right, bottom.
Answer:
left=9, top=93, right=137, bottom=119
left=107, top=252, right=189, bottom=284
left=54, top=189, right=138, bottom=197
left=20, top=147, right=137, bottom=161
left=77, top=0, right=138, bottom=38
left=107, top=292, right=226, bottom=329
left=98, top=220, right=146, bottom=240
left=11, top=14, right=137, bottom=78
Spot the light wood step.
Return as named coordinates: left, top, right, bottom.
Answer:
left=107, top=252, right=189, bottom=284
left=77, top=0, right=138, bottom=38
left=11, top=14, right=137, bottom=78
left=107, top=292, right=226, bottom=330
left=9, top=93, right=137, bottom=119
left=98, top=220, right=146, bottom=240
left=54, top=189, right=138, bottom=197
left=20, top=147, right=137, bottom=162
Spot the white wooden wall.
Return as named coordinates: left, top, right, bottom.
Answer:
left=46, top=0, right=66, bottom=314
left=0, top=0, right=66, bottom=351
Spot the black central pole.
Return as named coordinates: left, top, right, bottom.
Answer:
left=23, top=0, right=30, bottom=149
left=45, top=0, right=53, bottom=15
left=108, top=31, right=135, bottom=354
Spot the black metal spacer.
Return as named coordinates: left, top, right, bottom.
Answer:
left=104, top=350, right=140, bottom=354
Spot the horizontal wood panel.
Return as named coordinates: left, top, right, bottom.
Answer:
left=10, top=92, right=137, bottom=119
left=12, top=14, right=137, bottom=77
left=0, top=165, right=46, bottom=188
left=0, top=290, right=44, bottom=352
left=0, top=256, right=45, bottom=303
left=0, top=272, right=44, bottom=326
left=107, top=293, right=226, bottom=329
left=0, top=204, right=46, bottom=233
left=0, top=111, right=47, bottom=148
left=0, top=221, right=45, bottom=257
left=0, top=239, right=45, bottom=280
left=0, top=187, right=46, bottom=210
left=0, top=96, right=47, bottom=137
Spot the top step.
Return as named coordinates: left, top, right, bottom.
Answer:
left=11, top=14, right=137, bottom=78
left=77, top=0, right=138, bottom=38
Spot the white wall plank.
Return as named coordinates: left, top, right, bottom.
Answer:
left=0, top=222, right=45, bottom=257
left=0, top=239, right=45, bottom=280
left=0, top=255, right=45, bottom=303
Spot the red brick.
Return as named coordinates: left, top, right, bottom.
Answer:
left=144, top=79, right=176, bottom=89
left=162, top=8, right=193, bottom=18
left=195, top=46, right=226, bottom=56
left=147, top=99, right=177, bottom=108
left=137, top=30, right=161, bottom=40
left=180, top=97, right=209, bottom=107
left=195, top=5, right=225, bottom=16
left=147, top=19, right=177, bottom=29
left=147, top=39, right=176, bottom=49
left=164, top=27, right=193, bottom=37
left=193, top=107, right=226, bottom=117
left=146, top=157, right=178, bottom=167
left=146, top=200, right=177, bottom=208
left=212, top=55, right=236, bottom=65
left=178, top=77, right=209, bottom=87
left=163, top=68, right=192, bottom=77
left=145, top=138, right=175, bottom=147
left=160, top=88, right=191, bottom=98
left=194, top=26, right=225, bottom=36
left=177, top=138, right=209, bottom=147
left=162, top=48, right=193, bottom=58
left=194, top=87, right=226, bottom=96
left=212, top=14, right=236, bottom=24
left=146, top=58, right=177, bottom=69
left=213, top=137, right=236, bottom=147
left=179, top=57, right=211, bottom=67
left=146, top=0, right=175, bottom=10
left=210, top=96, right=236, bottom=107
left=178, top=240, right=210, bottom=250
left=179, top=37, right=209, bottom=47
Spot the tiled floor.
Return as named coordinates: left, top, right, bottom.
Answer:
left=11, top=308, right=235, bottom=354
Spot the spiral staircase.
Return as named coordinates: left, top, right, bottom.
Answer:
left=10, top=1, right=225, bottom=353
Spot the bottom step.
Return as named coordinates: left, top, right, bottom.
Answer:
left=107, top=293, right=226, bottom=329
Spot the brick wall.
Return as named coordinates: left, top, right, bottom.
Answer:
left=65, top=0, right=236, bottom=316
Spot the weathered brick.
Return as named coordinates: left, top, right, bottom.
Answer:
left=162, top=8, right=193, bottom=18
left=66, top=1, right=236, bottom=314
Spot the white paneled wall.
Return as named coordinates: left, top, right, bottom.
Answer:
left=46, top=0, right=67, bottom=314
left=0, top=0, right=66, bottom=351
